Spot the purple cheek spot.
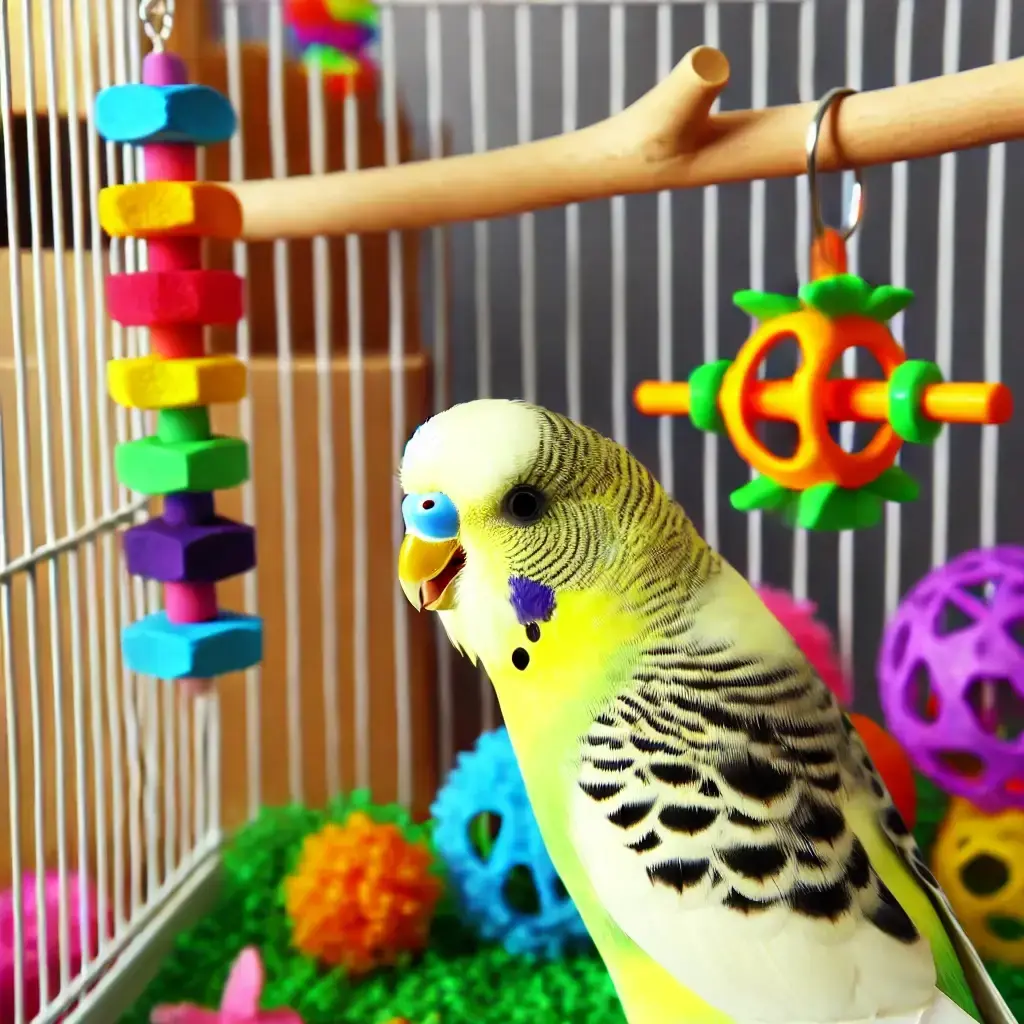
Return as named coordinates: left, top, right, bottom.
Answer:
left=509, top=576, right=556, bottom=625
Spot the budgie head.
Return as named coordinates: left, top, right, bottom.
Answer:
left=397, top=400, right=699, bottom=699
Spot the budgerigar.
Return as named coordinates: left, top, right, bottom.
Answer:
left=396, top=398, right=1018, bottom=1024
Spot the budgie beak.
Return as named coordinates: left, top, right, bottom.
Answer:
left=397, top=492, right=465, bottom=612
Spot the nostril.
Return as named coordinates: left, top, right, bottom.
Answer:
left=422, top=499, right=435, bottom=510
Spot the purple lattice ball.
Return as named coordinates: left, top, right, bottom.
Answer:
left=878, top=545, right=1024, bottom=812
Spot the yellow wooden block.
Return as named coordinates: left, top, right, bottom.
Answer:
left=107, top=355, right=247, bottom=410
left=98, top=181, right=243, bottom=240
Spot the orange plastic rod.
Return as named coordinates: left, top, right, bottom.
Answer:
left=634, top=379, right=1014, bottom=425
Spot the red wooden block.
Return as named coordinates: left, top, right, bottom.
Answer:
left=150, top=326, right=205, bottom=360
left=106, top=269, right=243, bottom=327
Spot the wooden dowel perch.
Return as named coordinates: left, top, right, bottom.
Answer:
left=229, top=47, right=1024, bottom=241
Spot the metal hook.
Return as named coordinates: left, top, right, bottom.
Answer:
left=805, top=86, right=864, bottom=243
left=139, top=0, right=175, bottom=53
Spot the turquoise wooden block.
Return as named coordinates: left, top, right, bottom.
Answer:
left=121, top=611, right=263, bottom=680
left=95, top=83, right=237, bottom=146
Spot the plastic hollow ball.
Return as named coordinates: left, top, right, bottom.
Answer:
left=431, top=727, right=591, bottom=958
left=757, top=584, right=852, bottom=705
left=931, top=797, right=1024, bottom=966
left=0, top=872, right=104, bottom=1023
left=846, top=712, right=917, bottom=829
left=282, top=811, right=442, bottom=976
left=878, top=545, right=1024, bottom=813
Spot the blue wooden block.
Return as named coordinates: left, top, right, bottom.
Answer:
left=121, top=611, right=263, bottom=680
left=95, top=83, right=237, bottom=147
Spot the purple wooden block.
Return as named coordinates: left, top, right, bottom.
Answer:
left=164, top=492, right=215, bottom=527
left=143, top=51, right=188, bottom=87
left=123, top=516, right=256, bottom=584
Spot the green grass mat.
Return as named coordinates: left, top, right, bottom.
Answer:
left=121, top=780, right=1024, bottom=1023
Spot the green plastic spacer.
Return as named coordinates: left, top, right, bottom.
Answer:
left=687, top=360, right=732, bottom=435
left=729, top=474, right=794, bottom=514
left=888, top=359, right=945, bottom=444
left=156, top=407, right=211, bottom=444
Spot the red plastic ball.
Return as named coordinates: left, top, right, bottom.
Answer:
left=847, top=712, right=917, bottom=829
left=285, top=0, right=335, bottom=29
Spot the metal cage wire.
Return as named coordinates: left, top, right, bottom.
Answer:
left=0, top=0, right=1018, bottom=1020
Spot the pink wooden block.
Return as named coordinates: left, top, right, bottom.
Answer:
left=164, top=581, right=218, bottom=625
left=143, top=143, right=197, bottom=182
left=143, top=52, right=188, bottom=87
left=148, top=237, right=201, bottom=272
left=106, top=269, right=244, bottom=327
left=150, top=326, right=206, bottom=360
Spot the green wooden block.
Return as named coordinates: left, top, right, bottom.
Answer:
left=156, top=407, right=211, bottom=444
left=115, top=435, right=249, bottom=496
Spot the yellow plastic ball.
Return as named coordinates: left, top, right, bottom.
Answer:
left=932, top=797, right=1024, bottom=966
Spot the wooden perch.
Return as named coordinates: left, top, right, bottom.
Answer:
left=228, top=46, right=1024, bottom=242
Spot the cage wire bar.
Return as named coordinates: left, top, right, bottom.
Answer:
left=0, top=0, right=1018, bottom=1020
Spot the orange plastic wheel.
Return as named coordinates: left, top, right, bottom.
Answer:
left=718, top=309, right=907, bottom=491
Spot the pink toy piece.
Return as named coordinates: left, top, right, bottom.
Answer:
left=757, top=584, right=852, bottom=705
left=165, top=581, right=218, bottom=624
left=151, top=326, right=206, bottom=360
left=144, top=143, right=198, bottom=182
left=0, top=872, right=106, bottom=1024
left=143, top=51, right=189, bottom=87
left=151, top=946, right=304, bottom=1023
left=106, top=269, right=244, bottom=327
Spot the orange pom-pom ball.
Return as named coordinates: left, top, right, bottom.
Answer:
left=282, top=812, right=442, bottom=975
left=847, top=712, right=917, bottom=829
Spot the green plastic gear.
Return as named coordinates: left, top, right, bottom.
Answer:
left=888, top=359, right=945, bottom=444
left=687, top=360, right=732, bottom=435
left=796, top=484, right=885, bottom=532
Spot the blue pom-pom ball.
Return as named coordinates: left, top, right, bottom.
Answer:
left=431, top=727, right=592, bottom=958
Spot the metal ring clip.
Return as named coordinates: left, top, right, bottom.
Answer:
left=139, top=0, right=176, bottom=53
left=806, top=86, right=864, bottom=243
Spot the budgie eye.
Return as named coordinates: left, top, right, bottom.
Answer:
left=501, top=484, right=547, bottom=526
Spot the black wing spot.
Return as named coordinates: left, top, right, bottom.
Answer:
left=628, top=830, right=662, bottom=853
left=884, top=806, right=910, bottom=837
left=608, top=800, right=656, bottom=830
left=632, top=735, right=673, bottom=755
left=724, top=889, right=777, bottom=914
left=649, top=762, right=700, bottom=787
left=869, top=882, right=920, bottom=943
left=728, top=810, right=765, bottom=829
left=659, top=804, right=717, bottom=835
left=579, top=779, right=624, bottom=803
left=845, top=838, right=871, bottom=889
left=721, top=844, right=789, bottom=880
left=790, top=881, right=852, bottom=919
left=647, top=858, right=710, bottom=892
left=720, top=756, right=792, bottom=803
left=585, top=734, right=625, bottom=750
left=796, top=848, right=828, bottom=869
left=699, top=778, right=721, bottom=798
left=810, top=771, right=843, bottom=794
left=591, top=758, right=634, bottom=772
left=870, top=776, right=886, bottom=798
left=800, top=801, right=846, bottom=844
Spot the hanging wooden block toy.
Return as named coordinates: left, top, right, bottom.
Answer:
left=94, top=0, right=263, bottom=691
left=634, top=87, right=1014, bottom=532
left=285, top=0, right=380, bottom=96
